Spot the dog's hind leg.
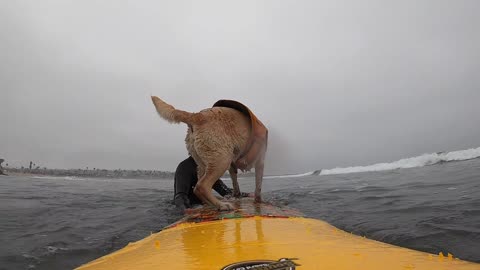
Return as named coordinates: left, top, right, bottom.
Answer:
left=229, top=165, right=241, bottom=198
left=194, top=160, right=234, bottom=211
left=194, top=165, right=209, bottom=205
left=254, top=161, right=264, bottom=203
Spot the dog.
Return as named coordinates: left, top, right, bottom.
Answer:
left=151, top=96, right=268, bottom=210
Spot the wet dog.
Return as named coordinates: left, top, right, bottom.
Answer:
left=151, top=97, right=268, bottom=210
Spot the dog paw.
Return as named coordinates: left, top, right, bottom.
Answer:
left=218, top=202, right=234, bottom=211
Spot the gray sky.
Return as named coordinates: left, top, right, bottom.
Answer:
left=1, top=1, right=479, bottom=174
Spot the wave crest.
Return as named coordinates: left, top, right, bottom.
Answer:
left=319, top=147, right=480, bottom=175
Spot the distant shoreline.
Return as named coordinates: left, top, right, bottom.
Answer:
left=3, top=168, right=175, bottom=179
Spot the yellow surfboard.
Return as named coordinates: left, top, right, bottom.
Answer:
left=76, top=198, right=479, bottom=270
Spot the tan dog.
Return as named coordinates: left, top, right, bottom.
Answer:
left=151, top=96, right=268, bottom=210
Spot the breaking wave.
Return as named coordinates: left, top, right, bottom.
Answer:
left=264, top=171, right=320, bottom=179
left=31, top=176, right=86, bottom=181
left=319, top=147, right=480, bottom=176
left=264, top=147, right=480, bottom=178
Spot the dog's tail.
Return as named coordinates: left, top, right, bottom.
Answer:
left=151, top=96, right=195, bottom=124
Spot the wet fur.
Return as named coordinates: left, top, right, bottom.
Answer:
left=152, top=96, right=264, bottom=210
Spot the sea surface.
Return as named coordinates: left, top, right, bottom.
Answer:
left=1, top=148, right=479, bottom=269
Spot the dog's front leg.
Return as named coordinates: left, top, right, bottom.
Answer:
left=229, top=165, right=241, bottom=198
left=254, top=161, right=264, bottom=203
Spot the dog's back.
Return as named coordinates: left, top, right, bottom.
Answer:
left=185, top=107, right=251, bottom=169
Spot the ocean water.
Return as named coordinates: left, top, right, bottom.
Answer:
left=0, top=149, right=479, bottom=269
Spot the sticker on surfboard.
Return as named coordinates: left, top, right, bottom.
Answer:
left=221, top=258, right=300, bottom=270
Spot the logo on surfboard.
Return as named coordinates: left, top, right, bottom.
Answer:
left=221, top=258, right=299, bottom=270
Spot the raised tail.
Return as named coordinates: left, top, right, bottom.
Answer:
left=151, top=96, right=194, bottom=124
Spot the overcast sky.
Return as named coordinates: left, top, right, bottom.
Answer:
left=1, top=1, right=479, bottom=174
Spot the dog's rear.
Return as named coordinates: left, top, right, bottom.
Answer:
left=151, top=96, right=266, bottom=210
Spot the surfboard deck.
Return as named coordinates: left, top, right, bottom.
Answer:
left=167, top=197, right=303, bottom=227
left=76, top=198, right=480, bottom=270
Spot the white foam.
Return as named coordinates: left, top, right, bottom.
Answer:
left=31, top=176, right=86, bottom=181
left=31, top=176, right=57, bottom=180
left=264, top=171, right=316, bottom=179
left=320, top=147, right=480, bottom=175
